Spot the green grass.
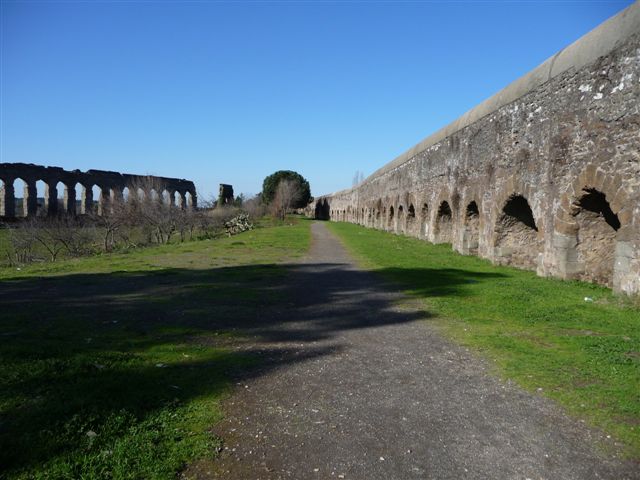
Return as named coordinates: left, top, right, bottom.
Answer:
left=0, top=219, right=311, bottom=479
left=327, top=221, right=640, bottom=458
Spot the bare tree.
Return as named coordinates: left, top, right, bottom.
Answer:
left=174, top=206, right=210, bottom=242
left=53, top=215, right=95, bottom=257
left=126, top=177, right=178, bottom=245
left=197, top=194, right=218, bottom=211
left=89, top=195, right=129, bottom=252
left=271, top=179, right=301, bottom=220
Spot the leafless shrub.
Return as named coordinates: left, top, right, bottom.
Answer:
left=9, top=216, right=93, bottom=262
left=204, top=206, right=239, bottom=234
left=174, top=207, right=208, bottom=242
left=242, top=194, right=267, bottom=219
left=8, top=225, right=36, bottom=264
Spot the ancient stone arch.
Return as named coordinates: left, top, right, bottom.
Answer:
left=419, top=201, right=430, bottom=239
left=434, top=200, right=454, bottom=244
left=493, top=190, right=542, bottom=270
left=406, top=196, right=418, bottom=237
left=429, top=188, right=455, bottom=243
left=397, top=204, right=405, bottom=234
left=374, top=199, right=383, bottom=229
left=449, top=184, right=484, bottom=255
left=552, top=165, right=639, bottom=291
left=461, top=200, right=480, bottom=255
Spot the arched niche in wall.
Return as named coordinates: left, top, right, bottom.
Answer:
left=434, top=201, right=453, bottom=244
left=375, top=200, right=382, bottom=228
left=571, top=188, right=620, bottom=286
left=463, top=201, right=480, bottom=254
left=420, top=203, right=429, bottom=237
left=406, top=203, right=416, bottom=233
left=550, top=165, right=640, bottom=291
left=494, top=194, right=540, bottom=269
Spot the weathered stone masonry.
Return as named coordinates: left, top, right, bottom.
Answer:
left=316, top=4, right=640, bottom=295
left=0, top=163, right=197, bottom=218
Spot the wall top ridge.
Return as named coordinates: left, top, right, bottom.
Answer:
left=355, top=1, right=640, bottom=189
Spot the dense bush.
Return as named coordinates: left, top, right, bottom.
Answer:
left=261, top=170, right=311, bottom=208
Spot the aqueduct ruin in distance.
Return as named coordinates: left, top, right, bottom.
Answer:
left=0, top=163, right=197, bottom=218
left=315, top=4, right=640, bottom=295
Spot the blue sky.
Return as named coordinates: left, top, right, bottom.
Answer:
left=1, top=0, right=634, bottom=200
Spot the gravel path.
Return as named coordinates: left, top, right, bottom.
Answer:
left=189, top=222, right=638, bottom=479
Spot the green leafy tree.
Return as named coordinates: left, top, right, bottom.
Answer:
left=261, top=170, right=311, bottom=208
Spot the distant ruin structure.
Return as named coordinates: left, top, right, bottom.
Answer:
left=0, top=163, right=197, bottom=218
left=218, top=184, right=234, bottom=206
left=315, top=4, right=640, bottom=295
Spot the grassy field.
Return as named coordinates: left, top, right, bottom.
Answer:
left=327, top=222, right=640, bottom=458
left=0, top=219, right=311, bottom=479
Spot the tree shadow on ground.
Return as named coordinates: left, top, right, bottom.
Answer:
left=0, top=262, right=504, bottom=475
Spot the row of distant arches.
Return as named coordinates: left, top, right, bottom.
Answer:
left=316, top=170, right=633, bottom=289
left=0, top=178, right=195, bottom=218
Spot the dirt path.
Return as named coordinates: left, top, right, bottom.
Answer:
left=189, top=222, right=638, bottom=480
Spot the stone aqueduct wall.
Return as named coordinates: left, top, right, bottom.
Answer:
left=0, top=163, right=197, bottom=218
left=316, top=4, right=640, bottom=295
